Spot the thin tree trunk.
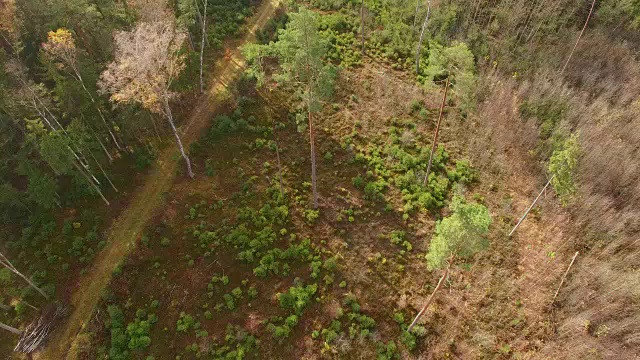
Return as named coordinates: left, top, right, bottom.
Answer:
left=553, top=251, right=579, bottom=302
left=164, top=98, right=194, bottom=178
left=200, top=0, right=208, bottom=94
left=73, top=161, right=110, bottom=205
left=85, top=117, right=114, bottom=162
left=21, top=300, right=38, bottom=311
left=423, top=77, right=449, bottom=185
left=76, top=71, right=122, bottom=150
left=88, top=147, right=118, bottom=193
left=360, top=0, right=366, bottom=55
left=0, top=252, right=49, bottom=299
left=415, top=1, right=431, bottom=74
left=272, top=117, right=285, bottom=198
left=0, top=322, right=22, bottom=335
left=559, top=0, right=597, bottom=75
left=149, top=114, right=163, bottom=141
left=508, top=174, right=555, bottom=236
left=308, top=106, right=318, bottom=209
left=408, top=263, right=450, bottom=332
left=412, top=0, right=421, bottom=33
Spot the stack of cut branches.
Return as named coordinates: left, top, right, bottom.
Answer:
left=14, top=304, right=69, bottom=353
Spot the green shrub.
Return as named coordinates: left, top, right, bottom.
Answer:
left=231, top=287, right=243, bottom=299
left=322, top=257, right=338, bottom=272
left=548, top=133, right=580, bottom=205
left=304, top=209, right=320, bottom=224
left=126, top=319, right=152, bottom=350
left=248, top=287, right=258, bottom=299
left=278, top=283, right=318, bottom=314
left=108, top=305, right=125, bottom=329
left=205, top=159, right=215, bottom=176
left=176, top=312, right=195, bottom=332
left=426, top=195, right=492, bottom=270
left=223, top=294, right=236, bottom=310
left=376, top=340, right=400, bottom=360
left=352, top=175, right=365, bottom=188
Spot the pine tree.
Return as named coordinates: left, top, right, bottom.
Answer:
left=247, top=8, right=336, bottom=208
left=409, top=195, right=491, bottom=330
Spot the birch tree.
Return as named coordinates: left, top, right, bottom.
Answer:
left=0, top=251, right=49, bottom=299
left=42, top=28, right=122, bottom=151
left=99, top=21, right=194, bottom=178
left=199, top=0, right=208, bottom=94
left=6, top=60, right=111, bottom=205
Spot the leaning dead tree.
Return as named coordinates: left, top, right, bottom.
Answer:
left=423, top=77, right=449, bottom=185
left=509, top=175, right=555, bottom=236
left=408, top=262, right=449, bottom=331
left=0, top=251, right=49, bottom=299
left=559, top=0, right=597, bottom=75
left=0, top=322, right=22, bottom=335
left=415, top=1, right=431, bottom=74
left=553, top=251, right=579, bottom=302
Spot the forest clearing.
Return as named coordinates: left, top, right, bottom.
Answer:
left=0, top=0, right=638, bottom=359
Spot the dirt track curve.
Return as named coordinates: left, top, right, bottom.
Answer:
left=36, top=1, right=280, bottom=358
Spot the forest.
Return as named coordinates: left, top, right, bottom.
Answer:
left=0, top=0, right=638, bottom=359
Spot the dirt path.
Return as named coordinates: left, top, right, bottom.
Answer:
left=36, top=2, right=279, bottom=358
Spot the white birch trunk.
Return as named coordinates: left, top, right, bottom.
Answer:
left=164, top=98, right=194, bottom=178
left=0, top=252, right=49, bottom=299
left=0, top=322, right=22, bottom=335
left=72, top=161, right=110, bottom=205
left=200, top=0, right=208, bottom=94
left=75, top=70, right=122, bottom=150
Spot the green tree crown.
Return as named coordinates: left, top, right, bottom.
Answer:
left=548, top=132, right=580, bottom=205
left=426, top=195, right=492, bottom=270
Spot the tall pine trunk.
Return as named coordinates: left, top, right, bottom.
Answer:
left=423, top=77, right=450, bottom=185
left=272, top=115, right=285, bottom=198
left=308, top=106, right=318, bottom=209
left=164, top=98, right=194, bottom=178
left=412, top=0, right=421, bottom=33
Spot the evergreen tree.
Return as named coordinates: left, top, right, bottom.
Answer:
left=246, top=8, right=336, bottom=208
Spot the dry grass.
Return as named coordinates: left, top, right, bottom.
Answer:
left=458, top=31, right=640, bottom=359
